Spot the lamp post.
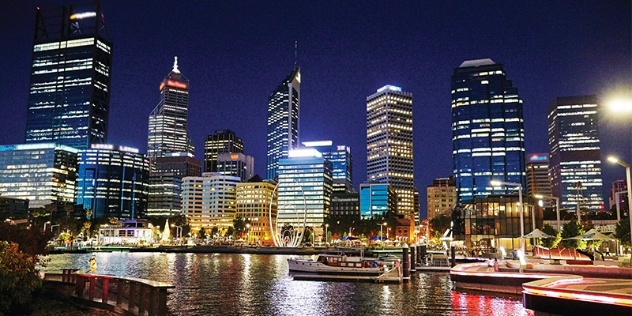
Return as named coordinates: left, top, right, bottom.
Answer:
left=535, top=194, right=560, bottom=231
left=349, top=227, right=353, bottom=237
left=608, top=156, right=632, bottom=249
left=44, top=221, right=51, bottom=231
left=246, top=223, right=251, bottom=244
left=324, top=224, right=329, bottom=244
left=378, top=222, right=387, bottom=249
left=491, top=180, right=524, bottom=252
left=171, top=224, right=182, bottom=240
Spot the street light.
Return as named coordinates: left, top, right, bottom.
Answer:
left=491, top=180, right=525, bottom=252
left=378, top=222, right=387, bottom=249
left=535, top=194, right=560, bottom=231
left=44, top=221, right=51, bottom=231
left=608, top=155, right=632, bottom=249
left=246, top=223, right=251, bottom=244
left=324, top=224, right=329, bottom=244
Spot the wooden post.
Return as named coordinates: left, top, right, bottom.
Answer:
left=402, top=244, right=410, bottom=282
left=410, top=245, right=417, bottom=273
left=148, top=286, right=156, bottom=316
left=102, top=277, right=110, bottom=303
left=116, top=279, right=124, bottom=306
left=157, top=288, right=169, bottom=316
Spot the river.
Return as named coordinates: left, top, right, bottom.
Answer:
left=44, top=252, right=533, bottom=316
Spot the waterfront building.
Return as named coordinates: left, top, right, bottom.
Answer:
left=548, top=95, right=604, bottom=212
left=147, top=154, right=201, bottom=217
left=217, top=152, right=254, bottom=182
left=0, top=143, right=77, bottom=209
left=277, top=149, right=332, bottom=239
left=236, top=178, right=277, bottom=244
left=303, top=141, right=353, bottom=193
left=182, top=173, right=241, bottom=235
left=266, top=67, right=301, bottom=180
left=609, top=179, right=628, bottom=212
left=204, top=130, right=244, bottom=173
left=25, top=4, right=112, bottom=150
left=452, top=195, right=539, bottom=251
left=97, top=219, right=153, bottom=245
left=330, top=192, right=360, bottom=218
left=526, top=153, right=552, bottom=198
left=75, top=144, right=150, bottom=220
left=0, top=197, right=29, bottom=220
left=451, top=59, right=526, bottom=203
left=366, top=85, right=415, bottom=218
left=359, top=183, right=397, bottom=219
left=147, top=57, right=194, bottom=161
left=426, top=176, right=457, bottom=220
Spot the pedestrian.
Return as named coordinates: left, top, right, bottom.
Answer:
left=605, top=247, right=611, bottom=256
left=493, top=258, right=499, bottom=272
left=88, top=254, right=97, bottom=273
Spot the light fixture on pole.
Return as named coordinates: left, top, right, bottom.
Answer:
left=535, top=194, right=560, bottom=231
left=491, top=180, right=524, bottom=252
left=324, top=224, right=329, bottom=244
left=608, top=155, right=632, bottom=249
left=378, top=222, right=387, bottom=249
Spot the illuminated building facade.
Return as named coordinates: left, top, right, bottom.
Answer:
left=0, top=143, right=77, bottom=209
left=330, top=193, right=360, bottom=218
left=204, top=130, right=244, bottom=173
left=548, top=95, right=604, bottom=212
left=147, top=154, right=201, bottom=217
left=217, top=152, right=254, bottom=182
left=182, top=174, right=240, bottom=234
left=266, top=67, right=301, bottom=180
left=236, top=180, right=277, bottom=244
left=526, top=153, right=552, bottom=197
left=0, top=197, right=29, bottom=220
left=359, top=183, right=397, bottom=219
left=75, top=144, right=150, bottom=219
left=302, top=141, right=353, bottom=193
left=451, top=58, right=526, bottom=202
left=366, top=85, right=415, bottom=218
left=25, top=4, right=112, bottom=150
left=277, top=149, right=332, bottom=238
left=426, top=176, right=456, bottom=220
left=609, top=180, right=628, bottom=211
left=147, top=57, right=194, bottom=161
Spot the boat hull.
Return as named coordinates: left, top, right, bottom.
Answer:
left=287, top=258, right=383, bottom=275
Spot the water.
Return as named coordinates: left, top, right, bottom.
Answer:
left=44, top=252, right=533, bottom=316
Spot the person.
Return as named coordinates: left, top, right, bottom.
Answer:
left=88, top=255, right=97, bottom=273
left=493, top=258, right=499, bottom=272
left=605, top=247, right=611, bottom=256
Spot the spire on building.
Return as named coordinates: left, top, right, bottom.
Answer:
left=172, top=56, right=180, bottom=73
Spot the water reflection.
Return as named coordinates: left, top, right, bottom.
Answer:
left=45, top=253, right=532, bottom=316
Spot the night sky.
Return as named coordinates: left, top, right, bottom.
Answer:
left=2, top=1, right=631, bottom=217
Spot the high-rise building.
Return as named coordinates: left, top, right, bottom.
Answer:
left=548, top=95, right=604, bottom=212
left=426, top=176, right=456, bottom=220
left=0, top=143, right=78, bottom=209
left=451, top=58, right=526, bottom=202
left=366, top=85, right=415, bottom=217
left=266, top=67, right=301, bottom=180
left=182, top=174, right=241, bottom=234
left=526, top=153, right=552, bottom=198
left=330, top=193, right=360, bottom=218
left=277, top=149, right=332, bottom=239
left=236, top=178, right=277, bottom=244
left=217, top=152, right=254, bottom=182
left=609, top=179, right=628, bottom=212
left=147, top=57, right=194, bottom=160
left=303, top=141, right=353, bottom=193
left=25, top=4, right=112, bottom=150
left=204, top=130, right=244, bottom=173
left=147, top=154, right=201, bottom=217
left=75, top=144, right=149, bottom=219
left=359, top=183, right=397, bottom=219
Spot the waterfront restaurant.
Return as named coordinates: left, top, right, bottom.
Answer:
left=98, top=219, right=153, bottom=245
left=452, top=194, right=541, bottom=253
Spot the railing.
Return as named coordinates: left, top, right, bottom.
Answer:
left=73, top=273, right=174, bottom=316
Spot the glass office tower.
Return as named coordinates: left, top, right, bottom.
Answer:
left=204, top=130, right=244, bottom=173
left=303, top=140, right=353, bottom=193
left=266, top=67, right=301, bottom=180
left=548, top=95, right=604, bottom=212
left=25, top=4, right=112, bottom=150
left=451, top=59, right=526, bottom=202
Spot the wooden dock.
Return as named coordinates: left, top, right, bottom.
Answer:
left=291, top=267, right=406, bottom=283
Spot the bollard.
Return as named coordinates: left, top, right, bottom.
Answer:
left=402, top=243, right=410, bottom=282
left=450, top=245, right=456, bottom=268
left=419, top=244, right=427, bottom=264
left=409, top=244, right=416, bottom=273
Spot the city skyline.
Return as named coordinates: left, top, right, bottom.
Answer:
left=2, top=1, right=630, bottom=218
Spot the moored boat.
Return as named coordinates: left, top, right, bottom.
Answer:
left=287, top=252, right=386, bottom=275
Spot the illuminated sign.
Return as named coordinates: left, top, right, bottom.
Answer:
left=70, top=12, right=97, bottom=20
left=230, top=154, right=239, bottom=160
left=527, top=154, right=549, bottom=163
left=160, top=80, right=188, bottom=91
left=302, top=140, right=332, bottom=147
left=288, top=149, right=322, bottom=158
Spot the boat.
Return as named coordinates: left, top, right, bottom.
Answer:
left=287, top=252, right=387, bottom=275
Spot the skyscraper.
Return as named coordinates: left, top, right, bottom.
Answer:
left=303, top=140, right=353, bottom=193
left=525, top=153, right=552, bottom=198
left=266, top=67, right=301, bottom=180
left=147, top=57, right=194, bottom=160
left=548, top=95, right=604, bottom=212
left=366, top=85, right=415, bottom=217
left=25, top=4, right=112, bottom=150
left=204, top=130, right=244, bottom=173
left=451, top=58, right=526, bottom=202
left=217, top=152, right=254, bottom=182
left=426, top=176, right=456, bottom=220
left=147, top=154, right=201, bottom=217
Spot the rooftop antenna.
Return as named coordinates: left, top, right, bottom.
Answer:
left=294, top=40, right=298, bottom=68
left=172, top=56, right=180, bottom=73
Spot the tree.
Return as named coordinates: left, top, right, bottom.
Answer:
left=226, top=227, right=235, bottom=238
left=0, top=242, right=42, bottom=315
left=198, top=228, right=207, bottom=240
left=429, top=215, right=451, bottom=239
left=614, top=217, right=631, bottom=248
left=540, top=224, right=561, bottom=249
left=560, top=220, right=586, bottom=249
left=210, top=226, right=219, bottom=239
left=233, top=216, right=250, bottom=238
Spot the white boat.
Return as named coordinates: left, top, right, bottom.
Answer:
left=287, top=252, right=386, bottom=275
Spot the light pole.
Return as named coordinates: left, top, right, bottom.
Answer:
left=535, top=194, right=560, bottom=231
left=324, top=224, right=329, bottom=244
left=246, top=223, right=251, bottom=244
left=349, top=227, right=353, bottom=237
left=491, top=180, right=524, bottom=252
left=608, top=156, right=632, bottom=249
left=44, top=221, right=51, bottom=231
left=378, top=222, right=387, bottom=249
left=171, top=224, right=182, bottom=240
left=614, top=190, right=627, bottom=221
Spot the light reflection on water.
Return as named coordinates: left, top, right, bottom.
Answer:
left=44, top=253, right=533, bottom=316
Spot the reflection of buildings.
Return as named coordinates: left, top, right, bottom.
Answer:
left=0, top=143, right=78, bottom=209
left=359, top=183, right=396, bottom=219
left=451, top=59, right=526, bottom=203
left=147, top=154, right=201, bottom=217
left=426, top=176, right=456, bottom=220
left=25, top=4, right=112, bottom=150
left=267, top=67, right=301, bottom=180
left=75, top=144, right=150, bottom=219
left=548, top=95, right=604, bottom=212
left=236, top=178, right=277, bottom=244
left=303, top=141, right=353, bottom=193
left=366, top=85, right=415, bottom=218
left=526, top=153, right=551, bottom=197
left=204, top=130, right=244, bottom=173
left=452, top=195, right=540, bottom=251
left=182, top=174, right=240, bottom=234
